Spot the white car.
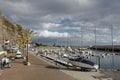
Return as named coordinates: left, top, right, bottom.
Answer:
left=11, top=47, right=18, bottom=52
left=15, top=50, right=23, bottom=59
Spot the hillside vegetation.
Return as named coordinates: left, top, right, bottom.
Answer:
left=0, top=12, right=24, bottom=44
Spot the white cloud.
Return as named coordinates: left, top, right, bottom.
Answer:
left=40, top=22, right=81, bottom=31
left=1, top=0, right=120, bottom=45
left=34, top=30, right=70, bottom=38
left=40, top=23, right=61, bottom=29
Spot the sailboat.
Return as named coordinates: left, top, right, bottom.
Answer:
left=68, top=26, right=99, bottom=70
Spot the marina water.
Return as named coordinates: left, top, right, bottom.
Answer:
left=34, top=47, right=120, bottom=70
left=88, top=50, right=120, bottom=70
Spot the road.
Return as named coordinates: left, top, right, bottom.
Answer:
left=0, top=53, right=76, bottom=80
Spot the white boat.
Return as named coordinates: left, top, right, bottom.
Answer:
left=69, top=57, right=99, bottom=70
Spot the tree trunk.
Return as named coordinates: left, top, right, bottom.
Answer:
left=26, top=40, right=28, bottom=63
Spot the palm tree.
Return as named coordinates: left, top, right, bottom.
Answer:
left=16, top=28, right=33, bottom=65
left=22, top=29, right=33, bottom=65
left=17, top=33, right=26, bottom=56
left=16, top=37, right=22, bottom=48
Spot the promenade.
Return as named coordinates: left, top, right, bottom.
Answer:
left=0, top=53, right=76, bottom=80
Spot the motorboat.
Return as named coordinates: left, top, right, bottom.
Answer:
left=69, top=57, right=99, bottom=70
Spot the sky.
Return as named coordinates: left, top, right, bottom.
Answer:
left=0, top=0, right=120, bottom=46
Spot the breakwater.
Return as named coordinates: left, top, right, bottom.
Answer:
left=90, top=45, right=120, bottom=53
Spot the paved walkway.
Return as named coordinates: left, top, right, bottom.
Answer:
left=0, top=53, right=76, bottom=80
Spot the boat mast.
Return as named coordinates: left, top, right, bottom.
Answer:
left=111, top=24, right=114, bottom=70
left=81, top=26, right=83, bottom=48
left=94, top=26, right=97, bottom=50
left=111, top=25, right=114, bottom=54
left=95, top=26, right=100, bottom=68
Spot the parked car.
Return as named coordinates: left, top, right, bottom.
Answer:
left=11, top=46, right=18, bottom=52
left=15, top=50, right=23, bottom=59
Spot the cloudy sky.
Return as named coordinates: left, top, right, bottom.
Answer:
left=0, top=0, right=120, bottom=46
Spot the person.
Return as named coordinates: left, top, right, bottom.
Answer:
left=1, top=56, right=10, bottom=68
left=2, top=56, right=6, bottom=68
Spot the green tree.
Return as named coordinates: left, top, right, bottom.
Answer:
left=17, top=33, right=26, bottom=56
left=16, top=28, right=33, bottom=65
left=23, top=29, right=33, bottom=65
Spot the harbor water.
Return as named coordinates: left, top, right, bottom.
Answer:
left=88, top=50, right=120, bottom=70
left=33, top=48, right=120, bottom=70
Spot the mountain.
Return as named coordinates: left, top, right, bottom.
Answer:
left=0, top=12, right=24, bottom=44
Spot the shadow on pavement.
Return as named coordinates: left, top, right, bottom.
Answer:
left=45, top=65, right=92, bottom=72
left=30, top=62, right=52, bottom=67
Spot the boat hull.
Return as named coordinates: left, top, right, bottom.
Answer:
left=69, top=57, right=98, bottom=69
left=70, top=61, right=94, bottom=69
